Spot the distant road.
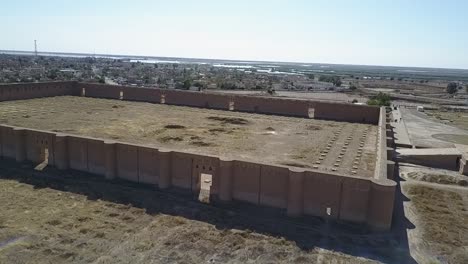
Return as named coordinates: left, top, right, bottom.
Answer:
left=212, top=90, right=367, bottom=103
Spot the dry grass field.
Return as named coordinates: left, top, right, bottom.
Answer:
left=399, top=164, right=468, bottom=263
left=0, top=161, right=409, bottom=264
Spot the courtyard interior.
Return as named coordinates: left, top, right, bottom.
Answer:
left=0, top=96, right=378, bottom=177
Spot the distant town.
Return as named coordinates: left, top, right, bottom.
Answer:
left=2, top=50, right=467, bottom=107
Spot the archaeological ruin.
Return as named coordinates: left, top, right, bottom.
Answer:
left=0, top=81, right=396, bottom=230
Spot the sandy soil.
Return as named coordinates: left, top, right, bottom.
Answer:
left=0, top=160, right=413, bottom=264
left=400, top=163, right=468, bottom=187
left=358, top=80, right=446, bottom=95
left=426, top=109, right=468, bottom=131
left=0, top=96, right=378, bottom=176
left=398, top=163, right=468, bottom=263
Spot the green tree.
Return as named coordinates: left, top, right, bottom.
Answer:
left=446, top=82, right=458, bottom=94
left=335, top=79, right=342, bottom=87
left=47, top=70, right=58, bottom=80
left=367, top=92, right=391, bottom=106
left=183, top=79, right=192, bottom=89
left=319, top=75, right=341, bottom=86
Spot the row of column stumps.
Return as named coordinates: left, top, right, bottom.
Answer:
left=314, top=125, right=344, bottom=170
left=314, top=124, right=350, bottom=172
left=312, top=124, right=373, bottom=175
left=351, top=126, right=372, bottom=174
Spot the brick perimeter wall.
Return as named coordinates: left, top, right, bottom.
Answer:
left=0, top=81, right=78, bottom=101
left=75, top=82, right=380, bottom=123
left=0, top=123, right=395, bottom=230
left=0, top=82, right=394, bottom=230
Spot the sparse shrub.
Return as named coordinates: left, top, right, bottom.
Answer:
left=164, top=124, right=185, bottom=129
left=446, top=82, right=458, bottom=94
left=159, top=136, right=183, bottom=142
left=207, top=116, right=250, bottom=125
left=367, top=92, right=391, bottom=106
left=319, top=75, right=341, bottom=86
left=182, top=79, right=192, bottom=89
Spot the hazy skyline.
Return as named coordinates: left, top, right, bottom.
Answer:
left=1, top=0, right=467, bottom=69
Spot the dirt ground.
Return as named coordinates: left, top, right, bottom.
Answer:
left=398, top=163, right=468, bottom=264
left=213, top=90, right=368, bottom=103
left=357, top=80, right=446, bottom=96
left=426, top=109, right=468, bottom=131
left=399, top=107, right=468, bottom=148
left=400, top=163, right=468, bottom=187
left=0, top=96, right=378, bottom=176
left=0, top=160, right=413, bottom=264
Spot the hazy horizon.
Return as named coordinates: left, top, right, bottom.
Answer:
left=1, top=0, right=467, bottom=69
left=4, top=48, right=468, bottom=71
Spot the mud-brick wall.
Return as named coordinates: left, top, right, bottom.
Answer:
left=0, top=124, right=396, bottom=230
left=138, top=146, right=160, bottom=185
left=232, top=161, right=262, bottom=204
left=312, top=101, right=380, bottom=124
left=303, top=172, right=343, bottom=219
left=25, top=129, right=56, bottom=166
left=80, top=83, right=121, bottom=99
left=259, top=165, right=289, bottom=208
left=121, top=86, right=161, bottom=103
left=0, top=82, right=382, bottom=124
left=73, top=83, right=380, bottom=124
left=0, top=125, right=16, bottom=159
left=233, top=96, right=310, bottom=117
left=163, top=89, right=231, bottom=110
left=0, top=125, right=56, bottom=165
left=0, top=82, right=78, bottom=101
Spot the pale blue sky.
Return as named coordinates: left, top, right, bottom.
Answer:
left=1, top=0, right=467, bottom=69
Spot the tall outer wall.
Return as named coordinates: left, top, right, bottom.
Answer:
left=77, top=82, right=380, bottom=124
left=0, top=81, right=78, bottom=101
left=0, top=82, right=394, bottom=229
left=1, top=82, right=380, bottom=124
left=0, top=123, right=395, bottom=230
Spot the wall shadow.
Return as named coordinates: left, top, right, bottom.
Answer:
left=0, top=159, right=416, bottom=263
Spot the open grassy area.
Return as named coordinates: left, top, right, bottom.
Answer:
left=403, top=182, right=468, bottom=263
left=426, top=110, right=468, bottom=131
left=0, top=160, right=416, bottom=264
